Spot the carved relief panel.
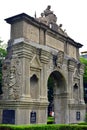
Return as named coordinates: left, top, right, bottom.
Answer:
left=73, top=68, right=80, bottom=103
left=2, top=56, right=22, bottom=100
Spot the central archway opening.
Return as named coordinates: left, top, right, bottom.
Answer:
left=47, top=71, right=67, bottom=124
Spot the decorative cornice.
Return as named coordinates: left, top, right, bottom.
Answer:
left=68, top=103, right=86, bottom=109
left=0, top=100, right=49, bottom=108
left=5, top=13, right=83, bottom=48
left=39, top=49, right=50, bottom=64
left=12, top=42, right=34, bottom=59
left=5, top=13, right=48, bottom=31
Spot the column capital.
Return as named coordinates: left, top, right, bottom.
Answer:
left=13, top=42, right=33, bottom=60
left=79, top=63, right=85, bottom=75
left=39, top=49, right=50, bottom=64
left=68, top=59, right=75, bottom=72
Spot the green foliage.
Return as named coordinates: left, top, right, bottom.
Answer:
left=78, top=122, right=87, bottom=125
left=0, top=38, right=7, bottom=49
left=84, top=113, right=87, bottom=123
left=47, top=116, right=54, bottom=124
left=0, top=124, right=87, bottom=130
left=80, top=57, right=87, bottom=83
left=0, top=48, right=7, bottom=57
left=0, top=38, right=7, bottom=94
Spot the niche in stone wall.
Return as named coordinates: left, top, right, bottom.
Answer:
left=73, top=82, right=79, bottom=103
left=30, top=74, right=39, bottom=99
left=73, top=68, right=80, bottom=103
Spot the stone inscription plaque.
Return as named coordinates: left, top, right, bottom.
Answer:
left=2, top=110, right=15, bottom=124
left=30, top=111, right=36, bottom=123
left=76, top=111, right=80, bottom=120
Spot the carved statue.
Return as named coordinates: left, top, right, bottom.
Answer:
left=37, top=13, right=48, bottom=25
left=37, top=6, right=68, bottom=34
left=37, top=5, right=57, bottom=27
left=44, top=5, right=53, bottom=16
left=44, top=5, right=57, bottom=24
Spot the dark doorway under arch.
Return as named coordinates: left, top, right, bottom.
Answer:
left=47, top=71, right=67, bottom=124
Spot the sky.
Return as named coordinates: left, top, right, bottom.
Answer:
left=0, top=0, right=87, bottom=52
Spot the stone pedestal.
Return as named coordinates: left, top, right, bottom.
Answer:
left=0, top=100, right=48, bottom=124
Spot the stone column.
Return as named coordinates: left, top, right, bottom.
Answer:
left=79, top=63, right=85, bottom=104
left=14, top=42, right=33, bottom=100
left=21, top=57, right=26, bottom=99
left=39, top=28, right=45, bottom=45
left=68, top=59, right=75, bottom=104
left=76, top=48, right=79, bottom=60
left=22, top=58, right=31, bottom=99
left=40, top=49, right=50, bottom=101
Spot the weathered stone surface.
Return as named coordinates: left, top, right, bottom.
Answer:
left=0, top=6, right=85, bottom=125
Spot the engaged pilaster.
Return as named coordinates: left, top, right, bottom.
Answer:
left=79, top=63, right=85, bottom=104
left=68, top=59, right=75, bottom=104
left=13, top=42, right=33, bottom=100
left=39, top=49, right=50, bottom=101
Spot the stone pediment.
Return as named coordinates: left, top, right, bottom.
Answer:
left=30, top=55, right=42, bottom=69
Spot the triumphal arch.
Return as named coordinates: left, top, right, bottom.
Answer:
left=0, top=6, right=86, bottom=124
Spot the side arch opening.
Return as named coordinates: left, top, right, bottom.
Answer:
left=47, top=70, right=67, bottom=124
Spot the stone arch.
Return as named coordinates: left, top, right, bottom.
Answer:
left=1, top=9, right=85, bottom=125
left=47, top=70, right=68, bottom=124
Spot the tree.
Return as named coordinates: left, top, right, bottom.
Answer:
left=80, top=57, right=87, bottom=83
left=0, top=38, right=7, bottom=94
left=80, top=57, right=87, bottom=103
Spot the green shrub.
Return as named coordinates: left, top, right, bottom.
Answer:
left=0, top=124, right=87, bottom=130
left=47, top=116, right=54, bottom=124
left=84, top=113, right=87, bottom=122
left=78, top=122, right=87, bottom=125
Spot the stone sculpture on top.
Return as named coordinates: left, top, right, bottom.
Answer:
left=36, top=5, right=68, bottom=36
